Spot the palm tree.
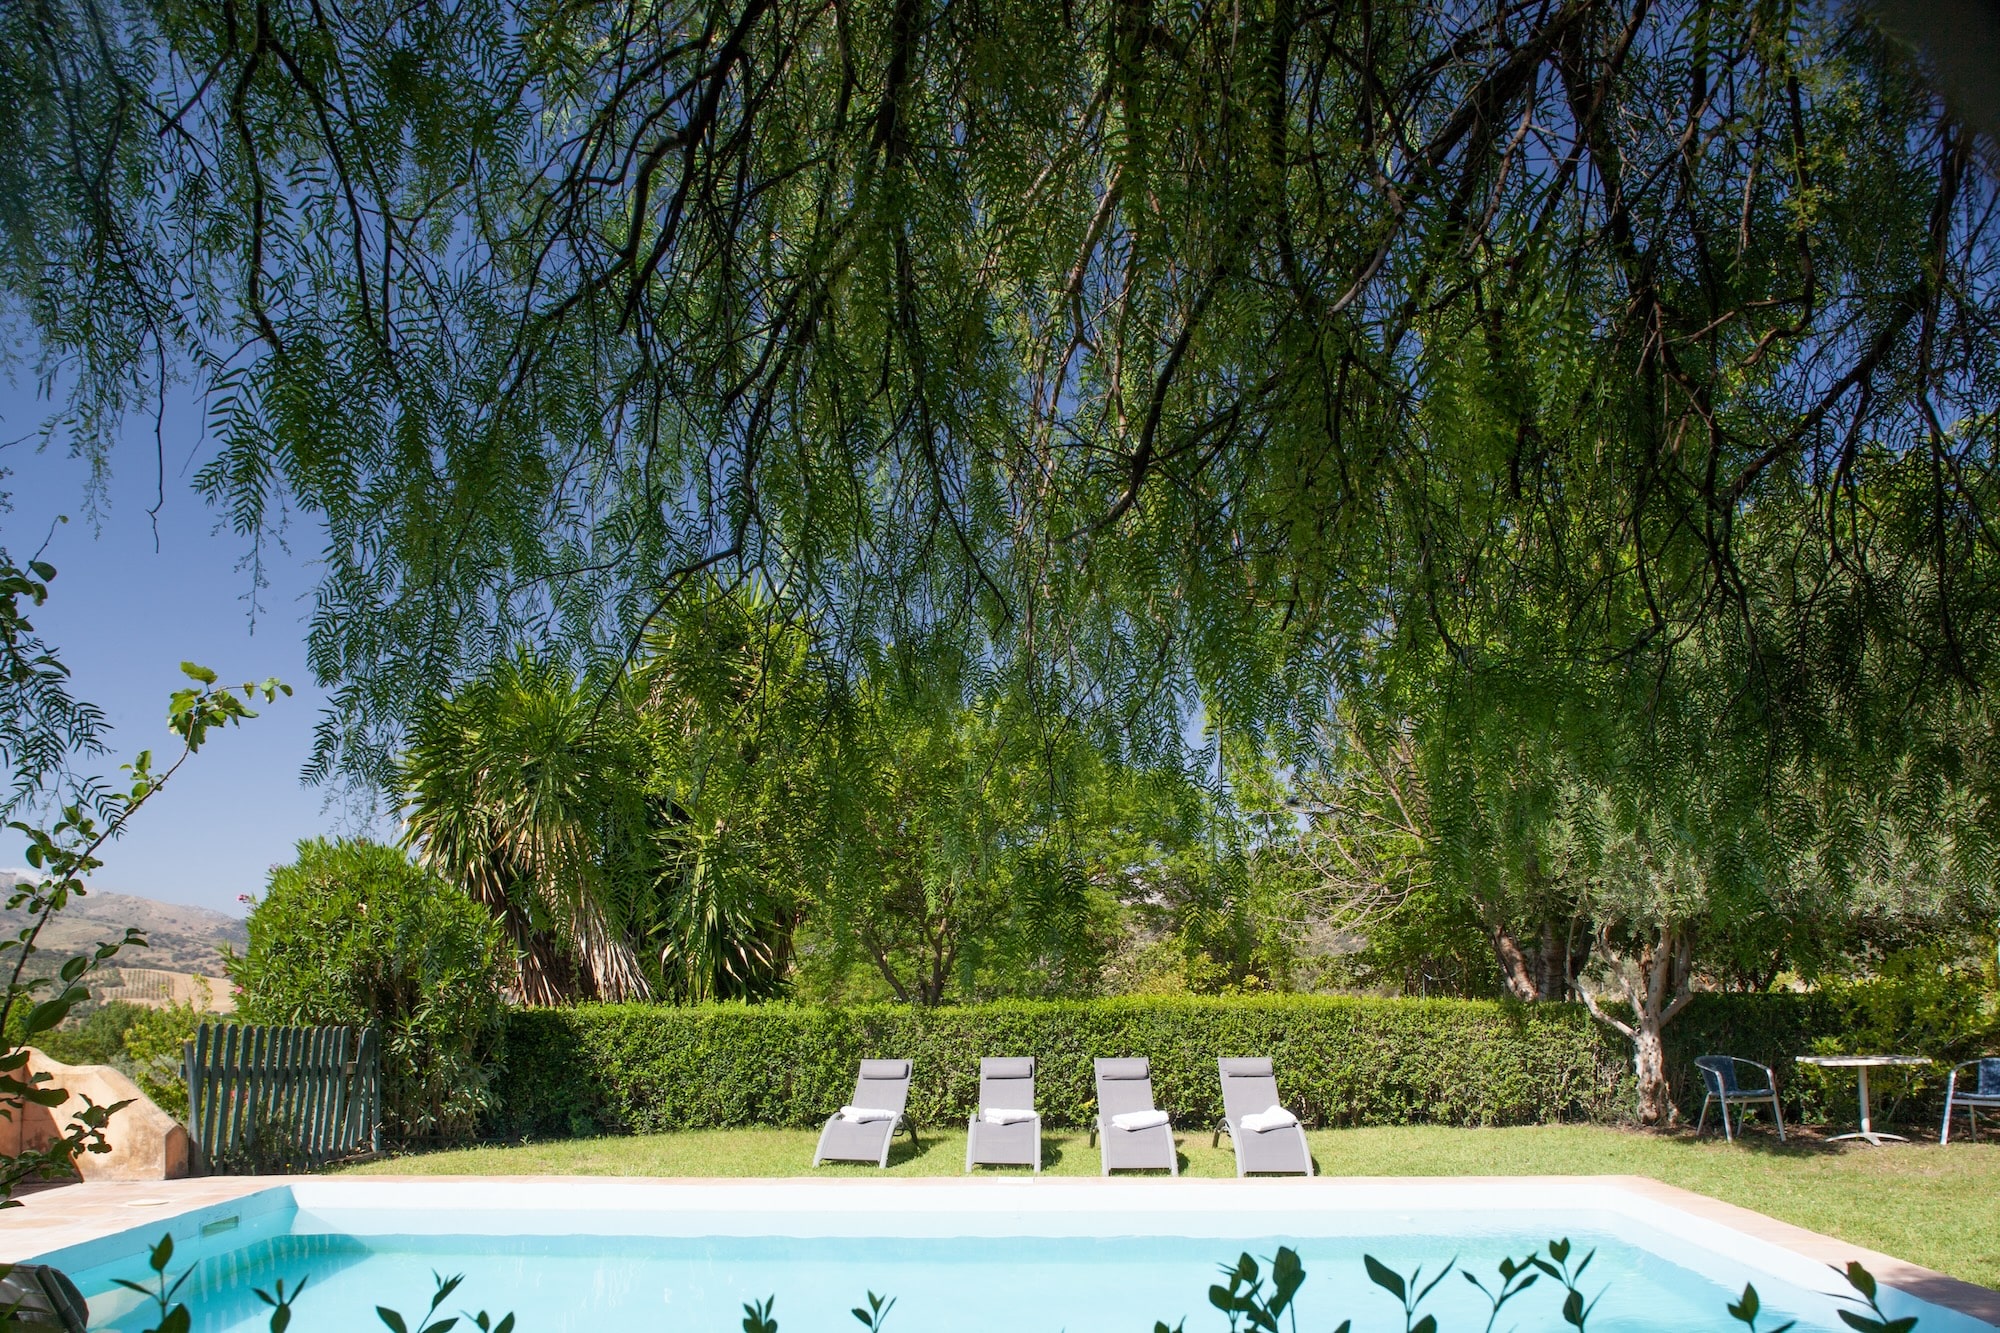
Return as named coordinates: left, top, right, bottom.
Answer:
left=398, top=658, right=654, bottom=1004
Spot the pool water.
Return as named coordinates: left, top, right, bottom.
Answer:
left=63, top=1208, right=1849, bottom=1333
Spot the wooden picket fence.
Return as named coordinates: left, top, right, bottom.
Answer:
left=182, top=1023, right=382, bottom=1173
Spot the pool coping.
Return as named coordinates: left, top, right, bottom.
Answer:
left=4, top=1174, right=1995, bottom=1328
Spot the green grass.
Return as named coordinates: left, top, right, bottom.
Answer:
left=343, top=1124, right=2000, bottom=1291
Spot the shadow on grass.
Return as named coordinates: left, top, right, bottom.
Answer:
left=1661, top=1124, right=1856, bottom=1157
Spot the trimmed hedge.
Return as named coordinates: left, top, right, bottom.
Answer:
left=492, top=995, right=1649, bottom=1137
left=488, top=992, right=1916, bottom=1140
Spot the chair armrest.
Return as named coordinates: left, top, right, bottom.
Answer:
left=1737, top=1057, right=1778, bottom=1088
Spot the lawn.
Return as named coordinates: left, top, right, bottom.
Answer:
left=345, top=1124, right=2000, bottom=1290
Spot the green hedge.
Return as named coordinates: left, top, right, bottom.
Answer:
left=492, top=995, right=1646, bottom=1137
left=488, top=991, right=1938, bottom=1140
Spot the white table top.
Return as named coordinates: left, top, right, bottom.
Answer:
left=1794, top=1055, right=1932, bottom=1068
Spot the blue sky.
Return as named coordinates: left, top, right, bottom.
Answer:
left=1, top=379, right=381, bottom=915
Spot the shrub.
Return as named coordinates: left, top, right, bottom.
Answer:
left=29, top=999, right=210, bottom=1119
left=1796, top=949, right=2000, bottom=1120
left=492, top=995, right=1637, bottom=1136
left=491, top=990, right=1920, bottom=1139
left=229, top=838, right=506, bottom=1144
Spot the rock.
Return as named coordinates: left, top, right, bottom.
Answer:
left=1, top=1049, right=189, bottom=1181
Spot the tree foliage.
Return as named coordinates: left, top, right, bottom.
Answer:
left=6, top=0, right=1993, bottom=775
left=6, top=0, right=1999, bottom=1120
left=230, top=837, right=507, bottom=1142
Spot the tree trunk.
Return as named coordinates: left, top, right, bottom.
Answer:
left=1632, top=1015, right=1672, bottom=1125
left=1484, top=907, right=1545, bottom=1001
left=1484, top=912, right=1591, bottom=1002
left=1580, top=921, right=1696, bottom=1125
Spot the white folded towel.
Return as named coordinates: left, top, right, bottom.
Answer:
left=981, top=1107, right=1037, bottom=1125
left=1240, top=1105, right=1299, bottom=1132
left=1110, top=1109, right=1170, bottom=1132
left=838, top=1105, right=896, bottom=1123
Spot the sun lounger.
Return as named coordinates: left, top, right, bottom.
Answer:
left=812, top=1059, right=918, bottom=1168
left=1091, top=1056, right=1177, bottom=1175
left=965, top=1057, right=1041, bottom=1172
left=1212, top=1057, right=1313, bottom=1176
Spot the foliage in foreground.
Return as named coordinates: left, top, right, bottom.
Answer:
left=25, top=998, right=210, bottom=1120
left=101, top=1232, right=1916, bottom=1333
left=0, top=547, right=286, bottom=1203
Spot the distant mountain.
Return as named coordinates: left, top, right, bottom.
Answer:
left=0, top=874, right=247, bottom=978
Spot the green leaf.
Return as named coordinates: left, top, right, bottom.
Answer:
left=1837, top=1314, right=1886, bottom=1333
left=1364, top=1255, right=1406, bottom=1300
left=1273, top=1245, right=1305, bottom=1303
left=1412, top=1316, right=1436, bottom=1333
left=158, top=1304, right=192, bottom=1333
left=24, top=995, right=76, bottom=1035
left=1729, top=1284, right=1761, bottom=1323
left=150, top=1234, right=175, bottom=1272
left=180, top=663, right=219, bottom=686
left=378, top=1309, right=410, bottom=1333
left=1563, top=1288, right=1585, bottom=1328
left=1844, top=1264, right=1878, bottom=1301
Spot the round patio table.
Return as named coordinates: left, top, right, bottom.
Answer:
left=1794, top=1055, right=1931, bottom=1145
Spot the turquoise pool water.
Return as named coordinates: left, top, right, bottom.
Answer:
left=61, top=1208, right=1855, bottom=1333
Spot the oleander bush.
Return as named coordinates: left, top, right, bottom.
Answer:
left=231, top=838, right=508, bottom=1144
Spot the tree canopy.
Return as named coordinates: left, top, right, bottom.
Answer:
left=7, top=0, right=1999, bottom=1113
left=8, top=0, right=1994, bottom=771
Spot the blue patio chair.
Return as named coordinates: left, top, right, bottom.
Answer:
left=1693, top=1056, right=1784, bottom=1142
left=1939, top=1058, right=2000, bottom=1145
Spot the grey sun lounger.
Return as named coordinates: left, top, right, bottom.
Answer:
left=1090, top=1056, right=1178, bottom=1175
left=965, top=1057, right=1041, bottom=1172
left=1213, top=1057, right=1314, bottom=1176
left=812, top=1059, right=919, bottom=1168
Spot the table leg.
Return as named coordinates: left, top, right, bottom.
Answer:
left=1828, top=1065, right=1909, bottom=1144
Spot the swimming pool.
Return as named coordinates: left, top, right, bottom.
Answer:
left=27, top=1179, right=1997, bottom=1333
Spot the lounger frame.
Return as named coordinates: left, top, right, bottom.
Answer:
left=1090, top=1056, right=1178, bottom=1175
left=813, top=1058, right=919, bottom=1168
left=1213, top=1057, right=1314, bottom=1176
left=965, top=1056, right=1042, bottom=1172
